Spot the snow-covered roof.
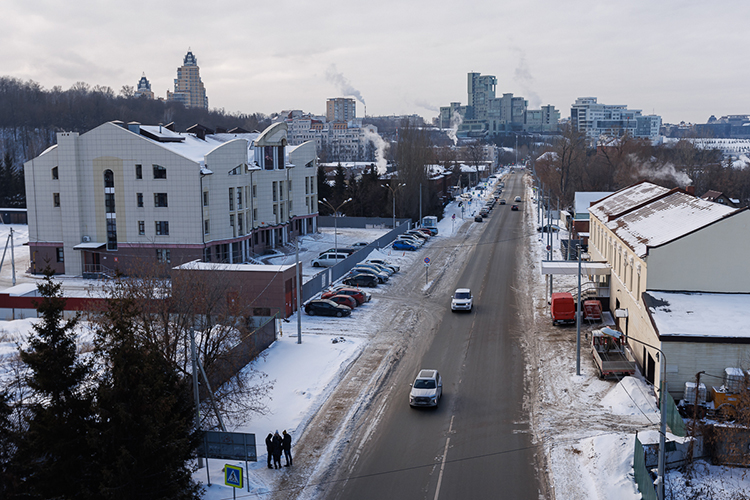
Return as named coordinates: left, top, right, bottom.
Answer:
left=574, top=192, right=613, bottom=218
left=644, top=291, right=750, bottom=340
left=173, top=261, right=295, bottom=273
left=589, top=181, right=669, bottom=222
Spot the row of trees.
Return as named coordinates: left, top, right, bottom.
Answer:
left=532, top=125, right=748, bottom=207
left=0, top=152, right=24, bottom=207
left=0, top=265, right=274, bottom=498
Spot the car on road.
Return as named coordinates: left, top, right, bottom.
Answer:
left=393, top=240, right=419, bottom=251
left=479, top=208, right=489, bottom=218
left=304, top=299, right=352, bottom=317
left=409, top=369, right=443, bottom=407
left=499, top=198, right=506, bottom=205
left=514, top=196, right=522, bottom=202
left=474, top=215, right=483, bottom=222
left=451, top=288, right=473, bottom=312
left=537, top=224, right=561, bottom=233
left=343, top=273, right=378, bottom=288
left=511, top=204, right=519, bottom=211
left=325, top=294, right=358, bottom=309
left=322, top=287, right=371, bottom=304
left=350, top=242, right=369, bottom=248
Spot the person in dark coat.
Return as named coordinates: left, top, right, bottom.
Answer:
left=272, top=430, right=283, bottom=469
left=282, top=430, right=292, bottom=466
left=265, top=433, right=274, bottom=469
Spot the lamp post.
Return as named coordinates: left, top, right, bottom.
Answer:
left=381, top=182, right=405, bottom=229
left=601, top=327, right=668, bottom=500
left=319, top=197, right=352, bottom=252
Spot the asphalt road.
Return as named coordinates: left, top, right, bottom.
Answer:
left=320, top=172, right=541, bottom=500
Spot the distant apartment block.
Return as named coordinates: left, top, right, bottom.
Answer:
left=167, top=50, right=208, bottom=109
left=571, top=97, right=661, bottom=142
left=24, top=121, right=317, bottom=276
left=134, top=73, right=154, bottom=99
left=439, top=72, right=559, bottom=137
left=326, top=98, right=357, bottom=122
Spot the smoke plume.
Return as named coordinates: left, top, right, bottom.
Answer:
left=363, top=127, right=389, bottom=174
left=415, top=99, right=439, bottom=112
left=630, top=154, right=693, bottom=186
left=326, top=64, right=365, bottom=104
left=447, top=111, right=463, bottom=146
left=512, top=48, right=542, bottom=109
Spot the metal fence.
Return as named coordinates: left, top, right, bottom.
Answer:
left=317, top=216, right=411, bottom=229
left=666, top=392, right=686, bottom=437
left=301, top=220, right=410, bottom=302
left=633, top=434, right=658, bottom=500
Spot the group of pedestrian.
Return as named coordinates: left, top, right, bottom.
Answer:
left=265, top=430, right=292, bottom=469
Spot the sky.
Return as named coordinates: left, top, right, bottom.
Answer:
left=3, top=0, right=749, bottom=124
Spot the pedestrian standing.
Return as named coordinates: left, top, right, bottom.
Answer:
left=265, top=433, right=274, bottom=469
left=272, top=430, right=283, bottom=469
left=282, top=430, right=292, bottom=466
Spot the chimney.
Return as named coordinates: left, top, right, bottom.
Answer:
left=685, top=185, right=695, bottom=196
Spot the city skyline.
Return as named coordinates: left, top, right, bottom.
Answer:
left=3, top=0, right=749, bottom=124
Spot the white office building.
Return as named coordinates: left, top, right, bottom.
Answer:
left=571, top=97, right=661, bottom=142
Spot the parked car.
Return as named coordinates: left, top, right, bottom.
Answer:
left=356, top=262, right=394, bottom=276
left=311, top=252, right=348, bottom=267
left=366, top=259, right=399, bottom=273
left=479, top=208, right=489, bottom=218
left=409, top=369, right=443, bottom=407
left=325, top=294, right=358, bottom=309
left=474, top=215, right=483, bottom=222
left=451, top=288, right=473, bottom=312
left=514, top=196, right=522, bottom=202
left=343, top=273, right=378, bottom=287
left=551, top=292, right=576, bottom=325
left=396, top=235, right=424, bottom=246
left=319, top=247, right=356, bottom=256
left=499, top=198, right=506, bottom=205
left=349, top=267, right=389, bottom=283
left=537, top=224, right=561, bottom=233
left=304, top=299, right=351, bottom=317
left=415, top=228, right=433, bottom=238
left=323, top=287, right=371, bottom=304
left=350, top=242, right=369, bottom=248
left=511, top=205, right=519, bottom=211
left=393, top=240, right=419, bottom=251
left=406, top=229, right=429, bottom=241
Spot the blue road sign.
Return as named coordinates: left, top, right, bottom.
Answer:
left=225, top=464, right=243, bottom=488
left=424, top=257, right=430, bottom=264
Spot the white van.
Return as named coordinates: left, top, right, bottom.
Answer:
left=311, top=252, right=348, bottom=267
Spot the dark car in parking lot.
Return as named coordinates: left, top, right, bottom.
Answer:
left=343, top=273, right=378, bottom=288
left=304, top=299, right=352, bottom=317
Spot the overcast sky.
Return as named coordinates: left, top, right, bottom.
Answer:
left=3, top=0, right=748, bottom=124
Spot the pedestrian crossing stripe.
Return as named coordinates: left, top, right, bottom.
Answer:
left=225, top=464, right=243, bottom=488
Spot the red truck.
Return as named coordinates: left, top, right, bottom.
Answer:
left=551, top=292, right=576, bottom=325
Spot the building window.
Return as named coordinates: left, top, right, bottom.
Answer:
left=156, top=249, right=171, bottom=263
left=279, top=181, right=284, bottom=200
left=272, top=182, right=277, bottom=201
left=230, top=214, right=235, bottom=227
left=252, top=184, right=257, bottom=198
left=137, top=193, right=144, bottom=207
left=155, top=221, right=169, bottom=235
left=104, top=170, right=114, bottom=188
left=52, top=166, right=59, bottom=180
left=138, top=220, right=145, bottom=235
left=153, top=164, right=167, bottom=179
left=253, top=208, right=257, bottom=221
left=305, top=177, right=309, bottom=194
left=53, top=192, right=60, bottom=207
left=237, top=189, right=243, bottom=209
left=203, top=248, right=210, bottom=262
left=56, top=247, right=64, bottom=263
left=276, top=146, right=284, bottom=168
left=154, top=193, right=168, bottom=207
left=106, top=219, right=117, bottom=250
left=203, top=191, right=209, bottom=207
left=264, top=146, right=274, bottom=170
left=135, top=164, right=142, bottom=179
left=229, top=188, right=234, bottom=210
left=238, top=213, right=243, bottom=234
left=204, top=219, right=210, bottom=235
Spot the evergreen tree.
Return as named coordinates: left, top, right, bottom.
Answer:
left=332, top=164, right=347, bottom=207
left=317, top=165, right=332, bottom=214
left=92, top=291, right=200, bottom=499
left=18, top=270, right=95, bottom=498
left=0, top=390, right=20, bottom=497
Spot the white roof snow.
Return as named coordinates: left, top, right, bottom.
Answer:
left=645, top=291, right=750, bottom=339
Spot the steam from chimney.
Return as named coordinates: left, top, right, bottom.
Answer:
left=513, top=48, right=542, bottom=109
left=363, top=127, right=389, bottom=174
left=326, top=64, right=365, bottom=105
left=447, top=111, right=463, bottom=146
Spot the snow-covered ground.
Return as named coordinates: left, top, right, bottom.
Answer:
left=2, top=172, right=749, bottom=498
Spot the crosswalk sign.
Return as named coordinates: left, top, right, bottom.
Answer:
left=225, top=464, right=243, bottom=488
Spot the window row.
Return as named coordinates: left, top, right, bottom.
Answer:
left=138, top=221, right=170, bottom=236
left=135, top=164, right=167, bottom=180
left=136, top=193, right=169, bottom=208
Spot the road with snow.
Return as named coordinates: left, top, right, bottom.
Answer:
left=275, top=171, right=543, bottom=499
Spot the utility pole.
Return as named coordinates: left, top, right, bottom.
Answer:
left=576, top=244, right=582, bottom=376
left=296, top=238, right=302, bottom=344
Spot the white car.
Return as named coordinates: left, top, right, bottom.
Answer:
left=409, top=369, right=443, bottom=407
left=514, top=196, right=522, bottom=202
left=451, top=288, right=473, bottom=312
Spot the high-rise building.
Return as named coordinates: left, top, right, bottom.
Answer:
left=167, top=50, right=208, bottom=109
left=570, top=97, right=661, bottom=141
left=134, top=73, right=154, bottom=99
left=467, top=72, right=497, bottom=121
left=326, top=98, right=356, bottom=122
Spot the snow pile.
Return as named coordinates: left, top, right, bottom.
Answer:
left=600, top=376, right=659, bottom=418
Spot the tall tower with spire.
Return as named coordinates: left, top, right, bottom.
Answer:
left=134, top=73, right=154, bottom=99
left=166, top=49, right=208, bottom=109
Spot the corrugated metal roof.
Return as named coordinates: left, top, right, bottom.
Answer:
left=589, top=181, right=669, bottom=222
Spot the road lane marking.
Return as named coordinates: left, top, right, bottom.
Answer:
left=434, top=415, right=455, bottom=500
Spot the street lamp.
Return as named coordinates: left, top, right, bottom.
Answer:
left=381, top=182, right=405, bottom=229
left=601, top=327, right=668, bottom=500
left=319, top=197, right=352, bottom=252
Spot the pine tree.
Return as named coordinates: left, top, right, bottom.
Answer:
left=92, top=290, right=201, bottom=499
left=18, top=270, right=95, bottom=498
left=0, top=390, right=20, bottom=497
